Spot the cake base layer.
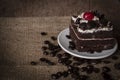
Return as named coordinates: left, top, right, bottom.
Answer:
left=70, top=25, right=116, bottom=52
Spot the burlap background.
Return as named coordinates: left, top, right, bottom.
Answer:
left=0, top=0, right=120, bottom=80
left=0, top=17, right=120, bottom=80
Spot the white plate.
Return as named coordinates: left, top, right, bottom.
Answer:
left=57, top=28, right=118, bottom=59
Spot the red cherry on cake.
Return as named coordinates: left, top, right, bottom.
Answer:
left=83, top=12, right=94, bottom=20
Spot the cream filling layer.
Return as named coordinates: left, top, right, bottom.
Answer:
left=71, top=26, right=114, bottom=40
left=77, top=27, right=113, bottom=33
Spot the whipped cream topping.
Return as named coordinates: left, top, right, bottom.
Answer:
left=71, top=11, right=113, bottom=33
left=77, top=27, right=113, bottom=33
left=72, top=12, right=99, bottom=24
left=71, top=26, right=114, bottom=40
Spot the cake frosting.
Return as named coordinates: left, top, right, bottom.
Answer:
left=71, top=11, right=113, bottom=33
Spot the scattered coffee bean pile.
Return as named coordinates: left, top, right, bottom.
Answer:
left=30, top=31, right=120, bottom=80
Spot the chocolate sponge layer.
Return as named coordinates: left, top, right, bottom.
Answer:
left=69, top=25, right=116, bottom=52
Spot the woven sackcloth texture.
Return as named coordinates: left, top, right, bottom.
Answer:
left=0, top=17, right=120, bottom=80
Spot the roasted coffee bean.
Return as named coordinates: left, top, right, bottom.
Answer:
left=80, top=67, right=87, bottom=72
left=64, top=60, right=72, bottom=66
left=101, top=72, right=113, bottom=80
left=67, top=65, right=74, bottom=70
left=50, top=51, right=56, bottom=57
left=88, top=50, right=94, bottom=53
left=93, top=68, right=100, bottom=73
left=73, top=57, right=83, bottom=62
left=48, top=43, right=58, bottom=51
left=51, top=74, right=59, bottom=79
left=30, top=61, right=37, bottom=65
left=56, top=54, right=62, bottom=58
left=79, top=75, right=89, bottom=80
left=44, top=40, right=50, bottom=44
left=43, top=51, right=49, bottom=55
left=40, top=58, right=47, bottom=62
left=111, top=56, right=118, bottom=60
left=41, top=46, right=48, bottom=50
left=102, top=66, right=111, bottom=73
left=66, top=35, right=71, bottom=39
left=63, top=53, right=72, bottom=59
left=114, top=63, right=120, bottom=70
left=68, top=44, right=75, bottom=50
left=56, top=72, right=62, bottom=77
left=40, top=32, right=47, bottom=35
left=87, top=65, right=94, bottom=70
left=90, top=60, right=102, bottom=64
left=102, top=60, right=111, bottom=64
left=62, top=71, right=69, bottom=77
left=51, top=36, right=57, bottom=41
left=71, top=73, right=79, bottom=79
left=69, top=41, right=75, bottom=45
left=72, top=67, right=79, bottom=72
left=47, top=61, right=55, bottom=65
left=86, top=69, right=93, bottom=74
left=67, top=69, right=74, bottom=74
left=40, top=58, right=55, bottom=65
left=67, top=66, right=79, bottom=74
left=58, top=58, right=67, bottom=64
left=72, top=62, right=82, bottom=66
left=86, top=65, right=94, bottom=74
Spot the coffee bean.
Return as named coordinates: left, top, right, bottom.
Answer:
left=40, top=58, right=47, bottom=62
left=102, top=66, right=111, bottom=73
left=67, top=69, right=74, bottom=74
left=40, top=58, right=55, bottom=65
left=114, top=63, right=120, bottom=70
left=101, top=72, right=113, bottom=80
left=56, top=72, right=62, bottom=77
left=40, top=32, right=47, bottom=35
left=63, top=53, right=72, bottom=59
left=44, top=40, right=50, bottom=44
left=67, top=65, right=74, bottom=70
left=68, top=45, right=75, bottom=50
left=50, top=51, right=56, bottom=57
left=51, top=74, right=59, bottom=79
left=80, top=67, right=87, bottom=72
left=111, top=56, right=118, bottom=60
left=48, top=43, right=58, bottom=51
left=90, top=60, right=102, bottom=64
left=30, top=61, right=37, bottom=65
left=72, top=62, right=82, bottom=66
left=102, top=60, right=111, bottom=64
left=88, top=50, right=94, bottom=53
left=93, top=68, right=100, bottom=73
left=56, top=54, right=62, bottom=59
left=62, top=71, right=69, bottom=77
left=66, top=35, right=71, bottom=39
left=43, top=51, right=49, bottom=55
left=41, top=46, right=48, bottom=50
left=87, top=65, right=94, bottom=70
left=58, top=58, right=67, bottom=64
left=64, top=60, right=72, bottom=66
left=79, top=75, right=89, bottom=80
left=86, top=65, right=94, bottom=74
left=47, top=61, right=55, bottom=65
left=51, top=36, right=57, bottom=41
left=73, top=57, right=83, bottom=62
left=71, top=73, right=79, bottom=79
